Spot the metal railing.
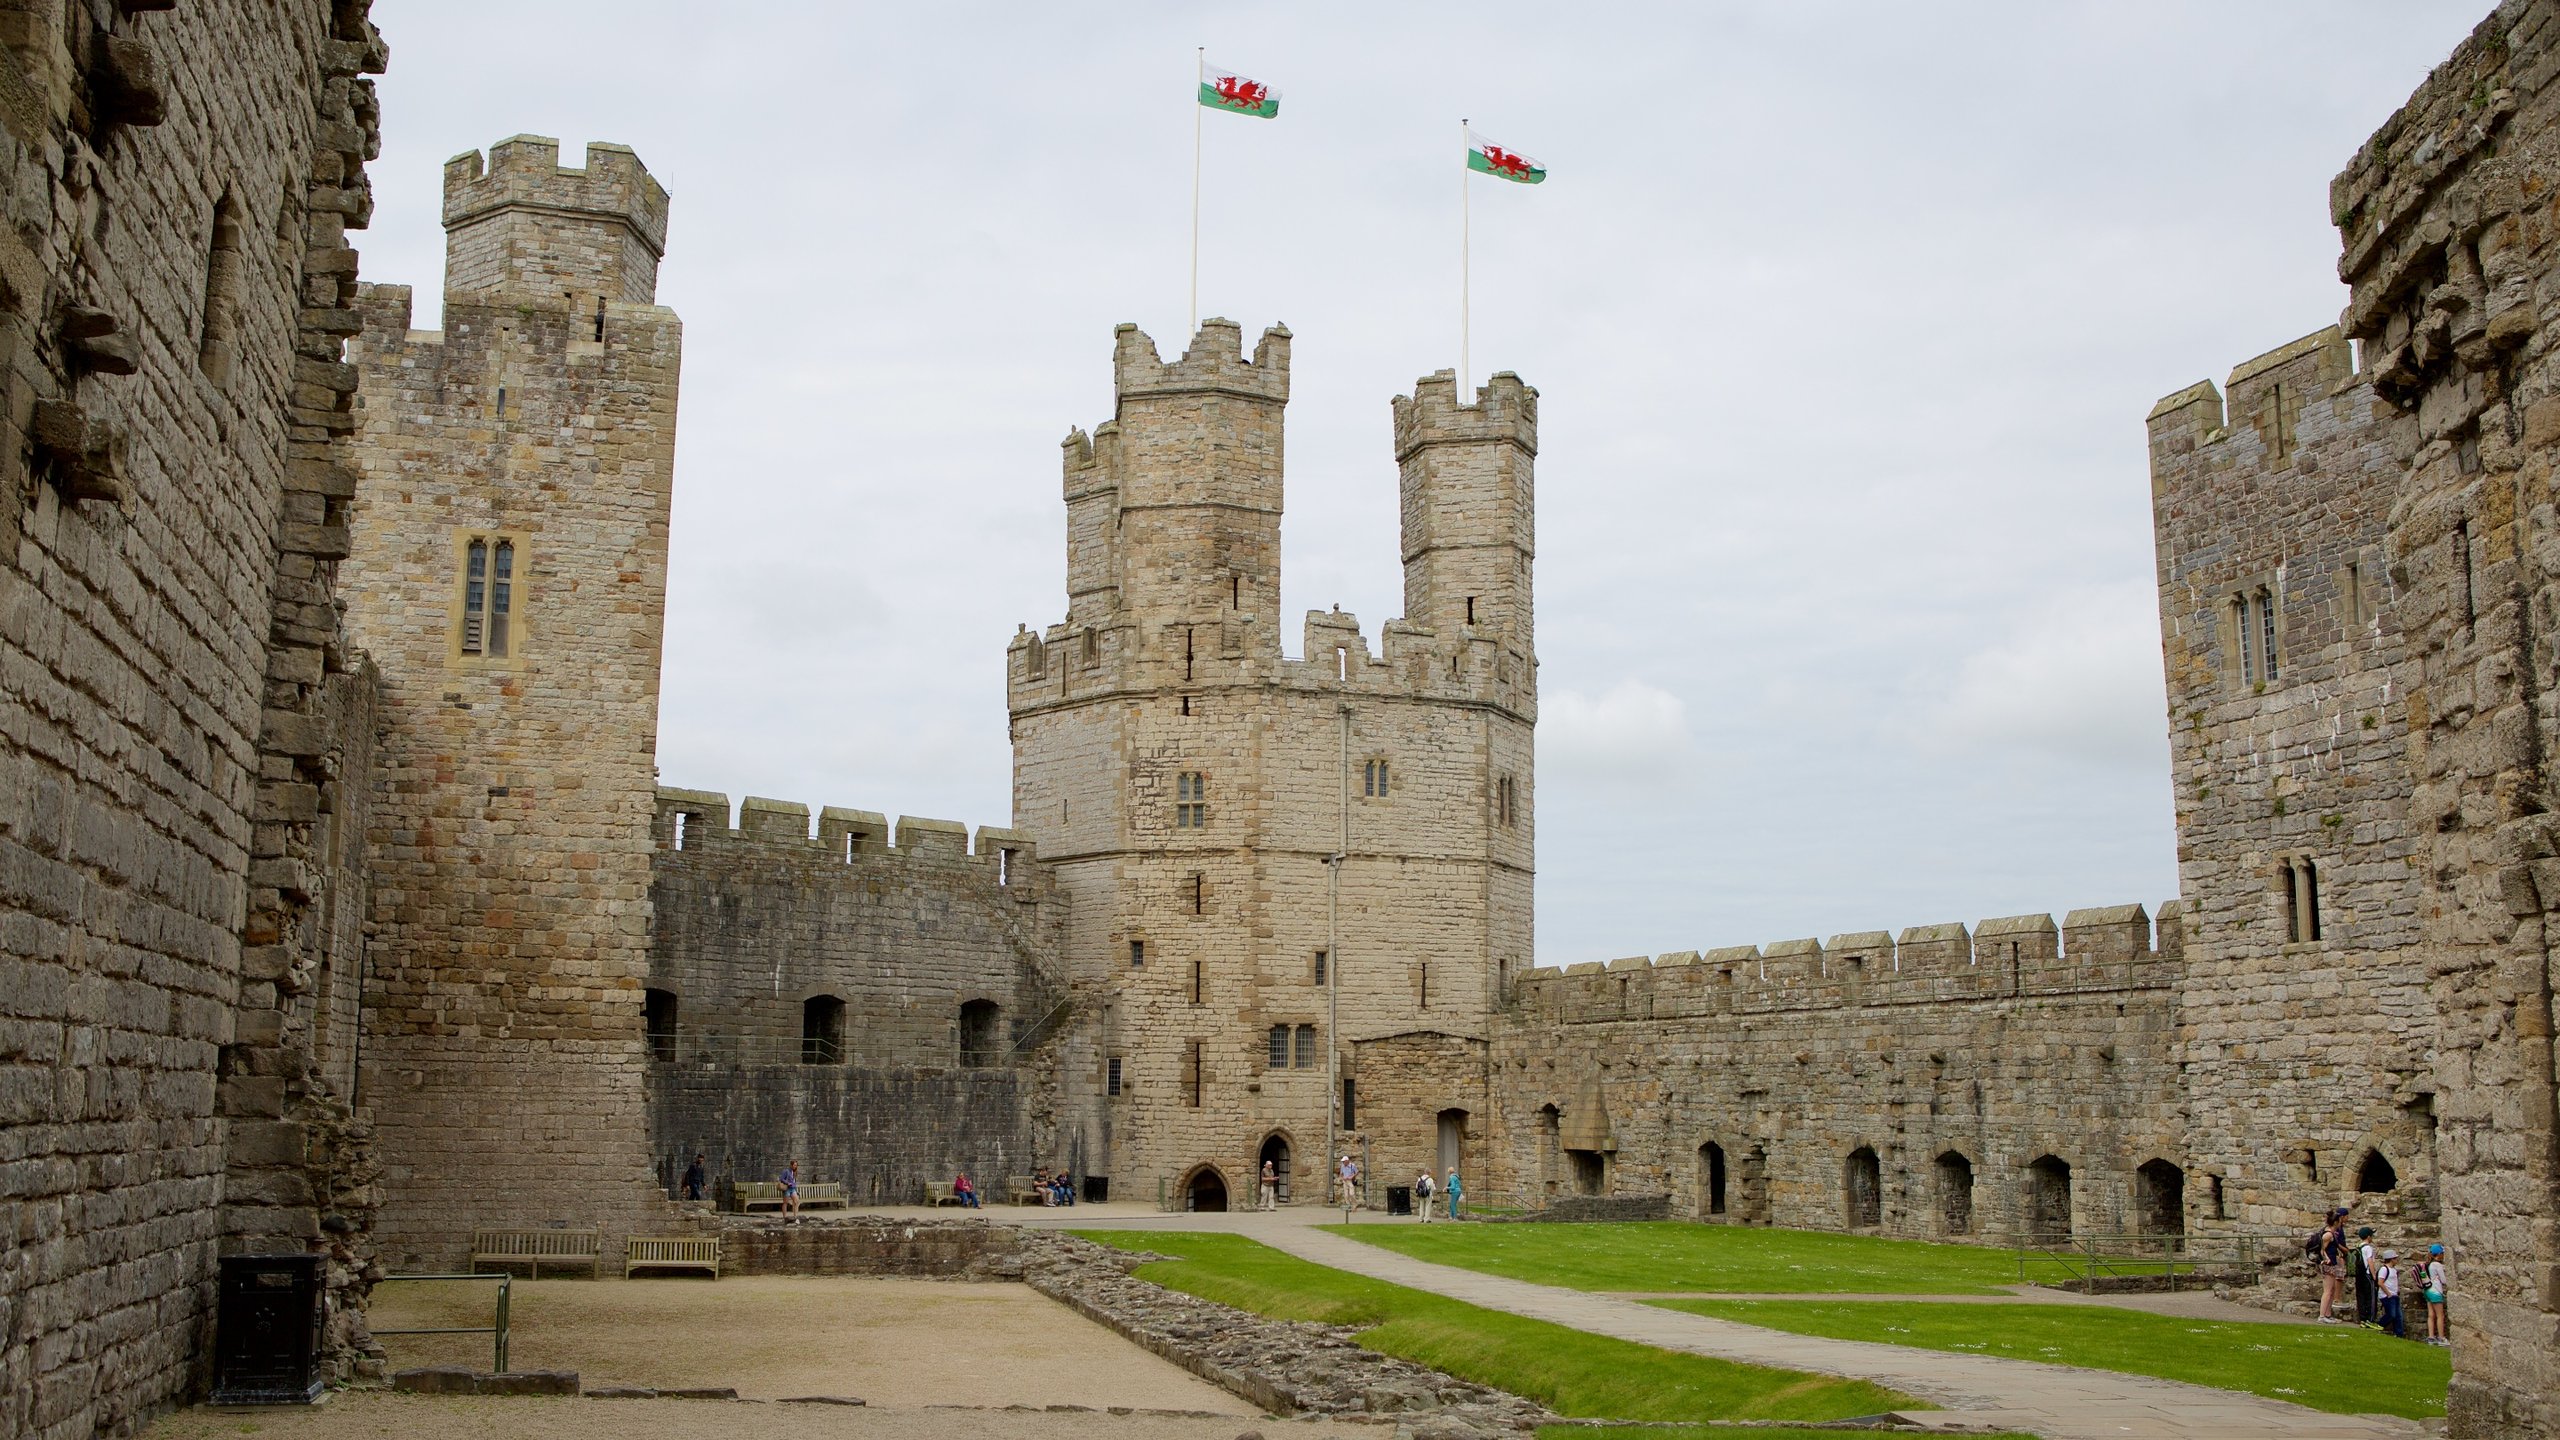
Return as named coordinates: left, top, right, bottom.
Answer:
left=2008, top=1231, right=2284, bottom=1294
left=371, top=1273, right=511, bottom=1372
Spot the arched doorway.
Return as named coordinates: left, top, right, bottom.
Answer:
left=1935, top=1151, right=1974, bottom=1235
left=1537, top=1104, right=1562, bottom=1198
left=2026, top=1155, right=2072, bottom=1242
left=2356, top=1148, right=2398, bottom=1196
left=1436, top=1108, right=1468, bottom=1181
left=1182, top=1165, right=1228, bottom=1213
left=1700, top=1142, right=1727, bottom=1218
left=2134, top=1158, right=2186, bottom=1240
left=958, top=998, right=1001, bottom=1068
left=801, top=994, right=845, bottom=1064
left=1258, top=1134, right=1291, bottom=1206
left=1844, top=1146, right=1882, bottom=1229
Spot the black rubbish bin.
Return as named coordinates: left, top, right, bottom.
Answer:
left=1386, top=1184, right=1412, bottom=1216
left=212, top=1253, right=326, bottom=1405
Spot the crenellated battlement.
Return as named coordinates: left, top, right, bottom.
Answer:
left=2146, top=326, right=2355, bottom=458
left=1514, top=901, right=2182, bottom=1023
left=1393, top=369, right=1539, bottom=460
left=1113, top=318, right=1290, bottom=402
left=652, top=787, right=1041, bottom=876
left=444, top=135, right=670, bottom=256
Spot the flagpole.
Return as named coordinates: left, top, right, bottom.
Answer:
left=1191, top=48, right=1204, bottom=338
left=1460, top=118, right=1471, bottom=397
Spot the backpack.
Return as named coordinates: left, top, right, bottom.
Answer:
left=2303, top=1228, right=2325, bottom=1261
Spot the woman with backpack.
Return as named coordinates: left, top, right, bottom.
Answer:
left=2314, top=1208, right=2349, bottom=1322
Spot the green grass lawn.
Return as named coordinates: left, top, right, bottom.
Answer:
left=1073, top=1230, right=1919, bottom=1424
left=1325, top=1219, right=2093, bottom=1294
left=1541, top=1429, right=2039, bottom=1440
left=1654, top=1299, right=2449, bottom=1420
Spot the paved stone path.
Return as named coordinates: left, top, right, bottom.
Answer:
left=1023, top=1206, right=2423, bottom=1440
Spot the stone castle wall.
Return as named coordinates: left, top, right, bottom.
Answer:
left=642, top=788, right=1068, bottom=1200
left=1493, top=908, right=2185, bottom=1238
left=1007, top=323, right=1535, bottom=1211
left=0, top=1, right=387, bottom=1435
left=2148, top=328, right=2436, bottom=1232
left=343, top=136, right=680, bottom=1269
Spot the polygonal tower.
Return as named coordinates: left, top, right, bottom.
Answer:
left=1009, top=320, right=1536, bottom=1209
left=343, top=136, right=682, bottom=1265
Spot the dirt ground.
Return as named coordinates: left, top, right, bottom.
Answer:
left=357, top=1275, right=1254, bottom=1411
left=143, top=1393, right=1336, bottom=1440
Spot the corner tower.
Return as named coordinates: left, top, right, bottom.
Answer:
left=1010, top=323, right=1536, bottom=1210
left=342, top=138, right=682, bottom=1265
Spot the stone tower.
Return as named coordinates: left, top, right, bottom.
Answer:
left=1008, top=320, right=1536, bottom=1208
left=343, top=137, right=681, bottom=1264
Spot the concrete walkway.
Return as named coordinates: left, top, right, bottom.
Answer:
left=1013, top=1205, right=2423, bottom=1440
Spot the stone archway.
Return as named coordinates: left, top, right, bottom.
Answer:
left=1181, top=1164, right=1229, bottom=1213
left=1257, top=1133, right=1292, bottom=1206
left=1844, top=1146, right=1883, bottom=1229
left=1700, top=1141, right=1728, bottom=1219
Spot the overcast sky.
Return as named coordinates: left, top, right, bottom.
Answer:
left=367, top=2, right=2486, bottom=966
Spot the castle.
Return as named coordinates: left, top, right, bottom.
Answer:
left=4, top=3, right=2560, bottom=1439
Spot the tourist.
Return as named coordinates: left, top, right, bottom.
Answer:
left=953, top=1173, right=979, bottom=1208
left=2354, top=1226, right=2379, bottom=1326
left=2376, top=1249, right=2406, bottom=1337
left=1260, top=1158, right=1278, bottom=1210
left=680, top=1152, right=707, bottom=1202
left=1338, top=1153, right=1359, bottom=1207
left=779, top=1159, right=800, bottom=1217
left=1415, top=1169, right=1435, bottom=1221
left=2315, top=1208, right=2348, bottom=1321
left=1035, top=1167, right=1058, bottom=1206
left=1444, top=1167, right=1463, bottom=1219
left=1054, top=1171, right=1076, bottom=1206
left=2422, top=1244, right=2450, bottom=1346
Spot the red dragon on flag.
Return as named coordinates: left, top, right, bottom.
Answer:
left=1199, top=65, right=1281, bottom=118
left=1465, top=127, right=1548, bottom=185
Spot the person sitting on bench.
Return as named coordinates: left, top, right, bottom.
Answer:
left=953, top=1173, right=980, bottom=1208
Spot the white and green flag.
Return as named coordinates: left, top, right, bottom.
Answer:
left=1466, top=127, right=1546, bottom=184
left=1200, top=63, right=1280, bottom=118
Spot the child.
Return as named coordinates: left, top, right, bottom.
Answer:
left=2376, top=1249, right=2405, bottom=1338
left=2422, top=1243, right=2450, bottom=1346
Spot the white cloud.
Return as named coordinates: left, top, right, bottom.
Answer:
left=1925, top=581, right=2169, bottom=770
left=1542, top=679, right=1691, bottom=783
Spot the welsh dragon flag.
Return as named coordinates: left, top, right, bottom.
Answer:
left=1466, top=128, right=1546, bottom=184
left=1200, top=64, right=1279, bottom=118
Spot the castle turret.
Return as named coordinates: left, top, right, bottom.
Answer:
left=1395, top=370, right=1537, bottom=664
left=441, top=134, right=670, bottom=310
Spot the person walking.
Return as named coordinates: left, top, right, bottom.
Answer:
left=1414, top=1169, right=1435, bottom=1222
left=2422, top=1244, right=2450, bottom=1346
left=1260, top=1158, right=1278, bottom=1210
left=2354, top=1226, right=2379, bottom=1326
left=680, top=1152, right=707, bottom=1202
left=1444, top=1166, right=1463, bottom=1220
left=2315, top=1208, right=2349, bottom=1322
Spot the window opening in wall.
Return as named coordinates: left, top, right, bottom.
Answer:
left=802, top=995, right=846, bottom=1064
left=1844, top=1146, right=1883, bottom=1228
left=1419, top=963, right=1430, bottom=1009
left=959, top=999, right=1001, bottom=1067
left=1027, top=636, right=1046, bottom=677
left=997, top=847, right=1014, bottom=886
left=673, top=811, right=692, bottom=851
left=1176, top=772, right=1207, bottom=828
left=198, top=194, right=245, bottom=386
left=2026, top=1154, right=2072, bottom=1243
left=2134, top=1158, right=2186, bottom=1238
left=2455, top=520, right=2475, bottom=630
left=845, top=832, right=857, bottom=863
left=1294, top=1023, right=1315, bottom=1068
left=1701, top=1141, right=1727, bottom=1217
left=1184, top=625, right=1195, bottom=681
left=2303, top=858, right=2320, bottom=940
left=593, top=295, right=606, bottom=342
left=1191, top=871, right=1205, bottom=914
left=463, top=540, right=488, bottom=653
left=1466, top=596, right=1476, bottom=625
left=1231, top=575, right=1240, bottom=608
left=1340, top=1077, right=1356, bottom=1130
left=1336, top=645, right=1348, bottom=681
left=1107, top=1056, right=1123, bottom=1096
left=1129, top=939, right=1145, bottom=968
left=489, top=541, right=514, bottom=657
left=1936, top=1150, right=1974, bottom=1235
left=1190, top=958, right=1203, bottom=1005
left=2230, top=594, right=2253, bottom=685
left=2356, top=1149, right=2398, bottom=1195
left=2256, top=588, right=2277, bottom=682
left=1185, top=1040, right=1203, bottom=1107
left=2345, top=560, right=2366, bottom=629
left=1268, top=1025, right=1290, bottom=1068
left=1313, top=950, right=1327, bottom=985
left=1082, top=629, right=1098, bottom=665
left=1496, top=774, right=1518, bottom=828
left=1363, top=757, right=1389, bottom=798
left=2206, top=1173, right=2227, bottom=1220
left=2283, top=857, right=2322, bottom=944
left=643, top=989, right=678, bottom=1062
left=495, top=385, right=508, bottom=419
left=1180, top=695, right=1191, bottom=717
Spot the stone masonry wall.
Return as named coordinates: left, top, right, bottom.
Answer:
left=643, top=788, right=1067, bottom=1201
left=343, top=136, right=678, bottom=1269
left=1007, top=323, right=1534, bottom=1212
left=1495, top=907, right=2184, bottom=1241
left=0, top=2, right=388, bottom=1436
left=2148, top=328, right=2437, bottom=1234
left=2325, top=5, right=2560, bottom=1427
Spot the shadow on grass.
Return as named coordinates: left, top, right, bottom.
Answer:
left=1073, top=1230, right=1921, bottom=1425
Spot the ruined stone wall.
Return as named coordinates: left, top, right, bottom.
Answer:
left=2323, top=6, right=2560, bottom=1428
left=0, top=1, right=386, bottom=1434
left=1493, top=908, right=2184, bottom=1241
left=642, top=788, right=1067, bottom=1200
left=344, top=136, right=677, bottom=1269
left=2148, top=329, right=2436, bottom=1233
left=1006, top=323, right=1533, bottom=1210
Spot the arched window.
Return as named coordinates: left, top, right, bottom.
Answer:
left=959, top=999, right=1001, bottom=1068
left=1844, top=1146, right=1882, bottom=1228
left=801, top=995, right=845, bottom=1064
left=2356, top=1149, right=2398, bottom=1195
left=1362, top=757, right=1390, bottom=798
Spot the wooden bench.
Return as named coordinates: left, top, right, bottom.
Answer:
left=735, top=1180, right=851, bottom=1212
left=625, top=1235, right=720, bottom=1278
left=470, top=1227, right=601, bottom=1278
left=1005, top=1174, right=1044, bottom=1206
left=933, top=1181, right=979, bottom=1207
